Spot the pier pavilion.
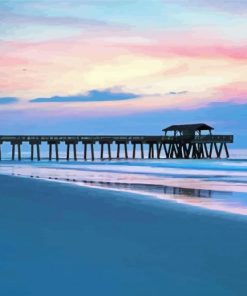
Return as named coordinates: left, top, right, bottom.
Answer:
left=0, top=123, right=233, bottom=161
left=160, top=123, right=232, bottom=159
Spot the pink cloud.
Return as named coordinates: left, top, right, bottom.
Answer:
left=121, top=42, right=247, bottom=60
left=1, top=26, right=246, bottom=112
left=217, top=82, right=247, bottom=103
left=0, top=56, right=29, bottom=67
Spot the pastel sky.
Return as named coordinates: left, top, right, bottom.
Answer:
left=1, top=0, right=247, bottom=146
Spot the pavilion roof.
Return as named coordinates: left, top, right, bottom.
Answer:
left=162, top=123, right=214, bottom=132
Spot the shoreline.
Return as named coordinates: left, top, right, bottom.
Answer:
left=1, top=169, right=247, bottom=219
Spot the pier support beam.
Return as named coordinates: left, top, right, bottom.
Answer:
left=197, top=143, right=205, bottom=159
left=65, top=140, right=78, bottom=161
left=132, top=143, right=136, bottom=158
left=131, top=141, right=144, bottom=159
left=29, top=140, right=41, bottom=161
left=148, top=143, right=154, bottom=158
left=158, top=143, right=169, bottom=158
left=191, top=143, right=199, bottom=159
left=47, top=140, right=60, bottom=161
left=115, top=141, right=129, bottom=159
left=84, top=143, right=87, bottom=160
left=175, top=143, right=183, bottom=158
left=11, top=140, right=22, bottom=160
left=0, top=141, right=2, bottom=160
left=182, top=143, right=191, bottom=159
left=224, top=143, right=229, bottom=158
left=214, top=143, right=223, bottom=158
left=209, top=143, right=213, bottom=158
left=170, top=143, right=178, bottom=158
left=82, top=140, right=95, bottom=161
left=203, top=143, right=210, bottom=158
left=146, top=141, right=159, bottom=159
left=99, top=140, right=113, bottom=160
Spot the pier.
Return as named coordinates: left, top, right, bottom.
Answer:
left=0, top=124, right=233, bottom=161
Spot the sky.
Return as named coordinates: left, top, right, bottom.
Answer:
left=0, top=0, right=247, bottom=147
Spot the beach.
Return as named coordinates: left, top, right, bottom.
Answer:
left=1, top=173, right=247, bottom=295
left=2, top=0, right=247, bottom=294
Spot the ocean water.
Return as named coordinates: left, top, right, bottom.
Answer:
left=1, top=154, right=247, bottom=216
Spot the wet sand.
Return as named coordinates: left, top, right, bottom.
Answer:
left=1, top=174, right=247, bottom=295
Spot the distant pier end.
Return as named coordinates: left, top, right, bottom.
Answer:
left=161, top=123, right=233, bottom=159
left=0, top=123, right=233, bottom=161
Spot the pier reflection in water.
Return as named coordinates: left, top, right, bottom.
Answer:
left=164, top=186, right=213, bottom=198
left=74, top=179, right=233, bottom=200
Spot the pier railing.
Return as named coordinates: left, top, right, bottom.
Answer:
left=0, top=135, right=233, bottom=143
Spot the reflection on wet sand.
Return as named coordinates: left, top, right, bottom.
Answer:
left=1, top=162, right=247, bottom=215
left=163, top=186, right=232, bottom=198
left=12, top=169, right=231, bottom=199
left=43, top=176, right=233, bottom=200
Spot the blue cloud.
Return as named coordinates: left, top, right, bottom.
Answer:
left=168, top=91, right=188, bottom=95
left=186, top=0, right=247, bottom=13
left=30, top=89, right=140, bottom=103
left=0, top=97, right=19, bottom=104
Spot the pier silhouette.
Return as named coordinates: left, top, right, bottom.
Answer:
left=0, top=123, right=233, bottom=161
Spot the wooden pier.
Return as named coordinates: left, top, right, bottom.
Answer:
left=0, top=124, right=233, bottom=161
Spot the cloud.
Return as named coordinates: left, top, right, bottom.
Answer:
left=0, top=97, right=19, bottom=104
left=216, top=81, right=247, bottom=103
left=30, top=89, right=140, bottom=103
left=123, top=42, right=247, bottom=60
left=0, top=1, right=130, bottom=32
left=168, top=91, right=188, bottom=95
left=163, top=0, right=247, bottom=14
left=0, top=12, right=116, bottom=29
left=191, top=0, right=247, bottom=14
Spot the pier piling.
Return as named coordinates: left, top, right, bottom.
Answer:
left=11, top=140, right=22, bottom=160
left=65, top=140, right=78, bottom=161
left=99, top=140, right=113, bottom=160
left=132, top=141, right=144, bottom=159
left=29, top=140, right=41, bottom=161
left=48, top=140, right=60, bottom=161
left=82, top=140, right=95, bottom=160
left=116, top=140, right=129, bottom=159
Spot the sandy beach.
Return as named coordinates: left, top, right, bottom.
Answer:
left=1, top=174, right=247, bottom=295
